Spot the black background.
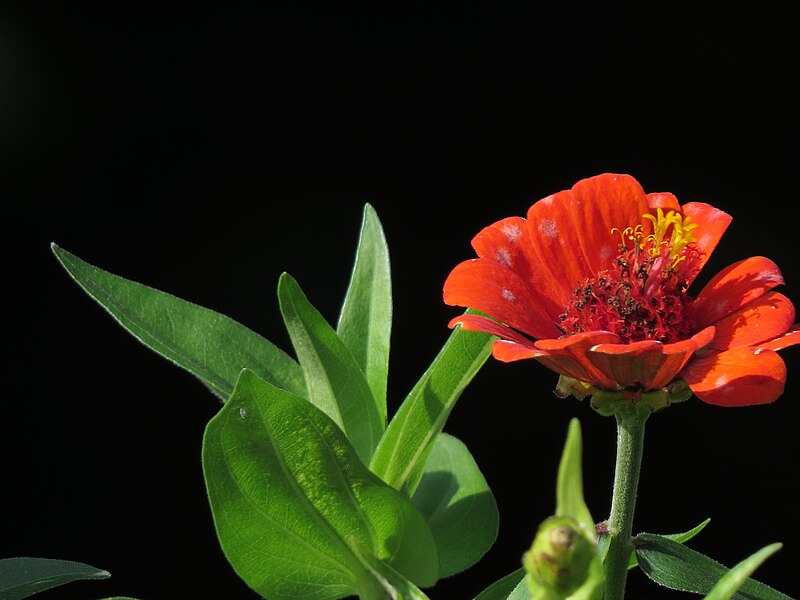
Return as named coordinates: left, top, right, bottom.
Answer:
left=4, top=5, right=799, bottom=600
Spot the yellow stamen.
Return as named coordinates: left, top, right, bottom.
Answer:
left=642, top=209, right=698, bottom=263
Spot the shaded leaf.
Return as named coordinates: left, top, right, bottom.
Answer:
left=412, top=433, right=498, bottom=578
left=202, top=370, right=438, bottom=600
left=52, top=244, right=305, bottom=400
left=370, top=315, right=493, bottom=495
left=278, top=272, right=384, bottom=463
left=337, top=204, right=392, bottom=421
left=634, top=533, right=792, bottom=599
left=626, top=518, right=711, bottom=569
left=0, top=557, right=109, bottom=600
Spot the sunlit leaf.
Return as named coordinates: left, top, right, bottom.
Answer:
left=370, top=315, right=493, bottom=495
left=202, top=370, right=438, bottom=600
left=52, top=244, right=306, bottom=400
left=337, top=204, right=392, bottom=422
left=278, top=272, right=384, bottom=463
left=473, top=569, right=525, bottom=600
left=412, top=433, right=498, bottom=577
left=555, top=419, right=594, bottom=533
left=704, top=544, right=783, bottom=600
left=350, top=539, right=432, bottom=600
left=0, top=557, right=109, bottom=600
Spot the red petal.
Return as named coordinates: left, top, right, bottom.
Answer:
left=692, top=256, right=785, bottom=327
left=523, top=189, right=592, bottom=307
left=569, top=174, right=652, bottom=276
left=443, top=258, right=562, bottom=339
left=492, top=339, right=540, bottom=362
left=758, top=325, right=800, bottom=352
left=532, top=331, right=621, bottom=389
left=647, top=192, right=681, bottom=211
left=587, top=326, right=715, bottom=390
left=709, top=292, right=796, bottom=350
left=448, top=314, right=535, bottom=346
left=469, top=215, right=565, bottom=321
left=683, top=347, right=787, bottom=406
left=680, top=202, right=732, bottom=287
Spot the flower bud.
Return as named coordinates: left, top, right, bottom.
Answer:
left=524, top=516, right=596, bottom=598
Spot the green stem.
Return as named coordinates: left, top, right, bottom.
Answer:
left=603, top=405, right=649, bottom=600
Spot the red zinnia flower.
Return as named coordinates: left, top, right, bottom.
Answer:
left=444, top=174, right=800, bottom=407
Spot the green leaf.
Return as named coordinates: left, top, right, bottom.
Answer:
left=337, top=204, right=392, bottom=422
left=278, top=272, right=384, bottom=463
left=412, top=433, right=498, bottom=578
left=507, top=577, right=532, bottom=600
left=0, top=557, right=110, bottom=600
left=624, top=518, right=711, bottom=569
left=202, top=370, right=438, bottom=600
left=350, top=539, right=432, bottom=600
left=52, top=244, right=306, bottom=401
left=634, top=533, right=792, bottom=599
left=555, top=419, right=594, bottom=533
left=705, top=544, right=783, bottom=600
left=370, top=316, right=493, bottom=495
left=473, top=569, right=525, bottom=600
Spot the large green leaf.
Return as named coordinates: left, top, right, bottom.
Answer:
left=370, top=317, right=493, bottom=495
left=412, top=433, right=498, bottom=578
left=705, top=544, right=783, bottom=600
left=337, top=204, right=392, bottom=421
left=350, top=539, right=432, bottom=600
left=202, top=370, right=438, bottom=600
left=278, top=272, right=383, bottom=463
left=473, top=569, right=526, bottom=600
left=634, top=533, right=792, bottom=599
left=0, top=557, right=109, bottom=600
left=52, top=244, right=306, bottom=401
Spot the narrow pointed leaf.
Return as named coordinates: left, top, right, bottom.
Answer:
left=52, top=244, right=306, bottom=400
left=278, top=272, right=383, bottom=463
left=370, top=315, right=493, bottom=495
left=0, top=557, right=110, bottom=600
left=473, top=569, right=525, bottom=600
left=555, top=419, right=594, bottom=533
left=634, top=533, right=792, bottom=599
left=623, top=518, right=711, bottom=569
left=337, top=204, right=392, bottom=422
left=705, top=544, right=783, bottom=600
left=412, top=433, right=498, bottom=578
left=202, top=370, right=438, bottom=600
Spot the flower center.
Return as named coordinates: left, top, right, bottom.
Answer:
left=558, top=209, right=700, bottom=344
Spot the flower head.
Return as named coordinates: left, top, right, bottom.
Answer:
left=444, top=174, right=800, bottom=407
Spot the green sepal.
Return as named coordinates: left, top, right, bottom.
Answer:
left=0, top=557, right=110, bottom=600
left=523, top=420, right=604, bottom=600
left=634, top=533, right=792, bottom=599
left=590, top=380, right=693, bottom=417
left=52, top=243, right=306, bottom=401
left=202, top=370, right=439, bottom=600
